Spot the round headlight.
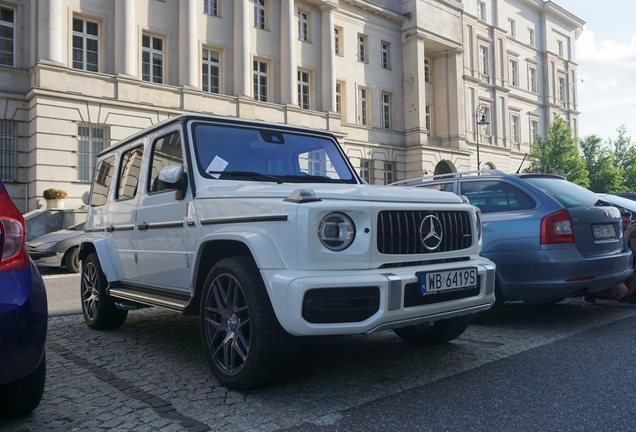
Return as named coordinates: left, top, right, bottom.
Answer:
left=318, top=212, right=356, bottom=251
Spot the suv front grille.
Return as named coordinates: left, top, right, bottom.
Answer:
left=377, top=210, right=472, bottom=255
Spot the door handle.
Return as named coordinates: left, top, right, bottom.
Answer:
left=137, top=223, right=149, bottom=231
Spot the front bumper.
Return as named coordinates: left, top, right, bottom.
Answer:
left=263, top=258, right=496, bottom=336
left=0, top=261, right=48, bottom=386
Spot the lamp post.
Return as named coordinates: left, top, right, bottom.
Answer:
left=475, top=103, right=490, bottom=173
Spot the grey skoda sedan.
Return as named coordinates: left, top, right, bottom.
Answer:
left=395, top=171, right=633, bottom=319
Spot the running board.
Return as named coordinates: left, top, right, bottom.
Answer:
left=108, top=285, right=191, bottom=312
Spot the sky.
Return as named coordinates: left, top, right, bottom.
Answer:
left=551, top=0, right=636, bottom=143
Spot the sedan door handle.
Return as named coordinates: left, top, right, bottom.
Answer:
left=137, top=223, right=149, bottom=231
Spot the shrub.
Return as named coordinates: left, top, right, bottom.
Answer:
left=43, top=188, right=68, bottom=200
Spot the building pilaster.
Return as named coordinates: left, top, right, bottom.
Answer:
left=179, top=0, right=198, bottom=87
left=320, top=4, right=337, bottom=112
left=38, top=0, right=63, bottom=64
left=280, top=0, right=297, bottom=105
left=233, top=0, right=251, bottom=96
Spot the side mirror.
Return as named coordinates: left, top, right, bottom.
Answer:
left=82, top=191, right=90, bottom=206
left=158, top=165, right=187, bottom=200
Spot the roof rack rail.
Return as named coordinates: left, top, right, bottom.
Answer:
left=390, top=169, right=505, bottom=186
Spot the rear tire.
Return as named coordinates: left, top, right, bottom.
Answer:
left=393, top=314, right=472, bottom=346
left=200, top=256, right=297, bottom=390
left=81, top=253, right=128, bottom=330
left=0, top=351, right=46, bottom=419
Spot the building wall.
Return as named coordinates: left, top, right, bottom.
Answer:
left=0, top=0, right=584, bottom=212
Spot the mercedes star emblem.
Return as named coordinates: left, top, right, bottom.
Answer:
left=420, top=214, right=443, bottom=250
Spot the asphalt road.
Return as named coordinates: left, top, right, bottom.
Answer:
left=3, top=271, right=636, bottom=431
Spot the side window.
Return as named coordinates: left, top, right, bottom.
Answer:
left=90, top=156, right=115, bottom=206
left=148, top=132, right=183, bottom=193
left=117, top=147, right=143, bottom=201
left=461, top=180, right=535, bottom=212
left=423, top=182, right=454, bottom=193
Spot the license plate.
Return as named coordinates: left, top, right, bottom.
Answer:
left=419, top=268, right=478, bottom=295
left=593, top=224, right=616, bottom=240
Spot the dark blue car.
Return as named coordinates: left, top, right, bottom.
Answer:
left=0, top=180, right=47, bottom=418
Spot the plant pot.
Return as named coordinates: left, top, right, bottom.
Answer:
left=46, top=198, right=65, bottom=209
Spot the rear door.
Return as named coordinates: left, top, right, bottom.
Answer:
left=522, top=177, right=624, bottom=257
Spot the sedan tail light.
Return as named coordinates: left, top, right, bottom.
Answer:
left=0, top=184, right=29, bottom=272
left=541, top=209, right=574, bottom=244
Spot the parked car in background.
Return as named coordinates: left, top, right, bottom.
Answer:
left=609, top=192, right=636, bottom=202
left=27, top=221, right=85, bottom=273
left=0, top=179, right=47, bottom=418
left=394, top=171, right=633, bottom=321
left=597, top=194, right=636, bottom=220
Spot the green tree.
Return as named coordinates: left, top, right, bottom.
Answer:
left=580, top=134, right=622, bottom=193
left=528, top=116, right=589, bottom=187
left=610, top=125, right=636, bottom=191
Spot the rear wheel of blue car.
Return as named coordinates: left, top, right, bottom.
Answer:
left=200, top=257, right=297, bottom=390
left=0, top=351, right=46, bottom=418
left=81, top=253, right=128, bottom=330
left=393, top=314, right=472, bottom=346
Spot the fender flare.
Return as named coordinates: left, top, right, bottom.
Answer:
left=79, top=238, right=118, bottom=283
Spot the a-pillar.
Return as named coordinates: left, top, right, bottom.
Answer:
left=38, top=0, right=63, bottom=64
left=179, top=0, right=198, bottom=87
left=320, top=3, right=338, bottom=112
left=280, top=0, right=297, bottom=105
left=115, top=0, right=136, bottom=76
left=233, top=0, right=251, bottom=96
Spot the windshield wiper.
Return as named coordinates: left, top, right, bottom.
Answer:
left=208, top=170, right=283, bottom=184
left=282, top=174, right=337, bottom=183
left=594, top=199, right=614, bottom=207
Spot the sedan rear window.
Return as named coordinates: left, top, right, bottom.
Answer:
left=523, top=177, right=600, bottom=208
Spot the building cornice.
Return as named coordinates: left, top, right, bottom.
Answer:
left=340, top=0, right=406, bottom=23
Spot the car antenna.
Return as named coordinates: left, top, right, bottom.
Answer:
left=516, top=153, right=528, bottom=174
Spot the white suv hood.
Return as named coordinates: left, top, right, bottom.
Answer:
left=194, top=183, right=462, bottom=204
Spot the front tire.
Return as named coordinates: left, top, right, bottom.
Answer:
left=200, top=257, right=297, bottom=390
left=81, top=253, right=128, bottom=330
left=393, top=314, right=472, bottom=346
left=0, top=351, right=46, bottom=419
left=65, top=247, right=80, bottom=273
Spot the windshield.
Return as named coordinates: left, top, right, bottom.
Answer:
left=599, top=194, right=636, bottom=213
left=191, top=122, right=357, bottom=183
left=522, top=177, right=600, bottom=208
left=70, top=221, right=86, bottom=231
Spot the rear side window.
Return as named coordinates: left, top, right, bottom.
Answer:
left=523, top=177, right=599, bottom=208
left=148, top=131, right=183, bottom=193
left=461, top=180, right=535, bottom=212
left=90, top=156, right=115, bottom=206
left=421, top=182, right=455, bottom=192
left=117, top=147, right=144, bottom=201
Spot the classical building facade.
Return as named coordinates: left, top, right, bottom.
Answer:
left=0, top=0, right=583, bottom=211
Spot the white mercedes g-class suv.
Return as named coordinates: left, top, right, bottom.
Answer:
left=80, top=114, right=495, bottom=390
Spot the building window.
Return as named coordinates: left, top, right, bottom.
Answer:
left=479, top=46, right=488, bottom=75
left=529, top=66, right=537, bottom=93
left=335, top=81, right=344, bottom=117
left=509, top=59, right=517, bottom=87
left=360, top=159, right=372, bottom=184
left=0, top=6, right=15, bottom=67
left=511, top=115, right=519, bottom=143
left=254, top=0, right=266, bottom=29
left=381, top=42, right=390, bottom=69
left=527, top=28, right=535, bottom=46
left=202, top=48, right=220, bottom=94
left=142, top=34, right=164, bottom=83
left=298, top=11, right=309, bottom=42
left=358, top=87, right=368, bottom=126
left=507, top=19, right=515, bottom=37
left=78, top=123, right=107, bottom=183
left=530, top=119, right=538, bottom=141
left=424, top=59, right=431, bottom=82
left=381, top=92, right=391, bottom=129
left=204, top=0, right=218, bottom=16
left=334, top=27, right=342, bottom=55
left=297, top=69, right=310, bottom=110
left=558, top=77, right=566, bottom=106
left=477, top=2, right=485, bottom=20
left=0, top=120, right=16, bottom=181
left=357, top=34, right=367, bottom=63
left=253, top=59, right=268, bottom=102
left=557, top=40, right=563, bottom=57
left=383, top=162, right=395, bottom=185
left=425, top=105, right=432, bottom=135
left=72, top=17, right=99, bottom=72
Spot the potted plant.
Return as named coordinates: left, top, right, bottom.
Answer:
left=43, top=188, right=68, bottom=209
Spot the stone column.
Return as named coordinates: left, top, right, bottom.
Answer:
left=444, top=48, right=466, bottom=150
left=233, top=0, right=251, bottom=96
left=179, top=0, right=198, bottom=87
left=38, top=0, right=63, bottom=64
left=280, top=0, right=296, bottom=105
left=320, top=4, right=337, bottom=112
left=402, top=29, right=428, bottom=147
left=115, top=0, right=136, bottom=76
